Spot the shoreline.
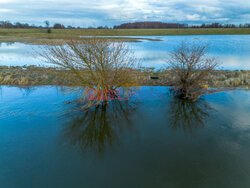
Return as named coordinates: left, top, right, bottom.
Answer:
left=0, top=66, right=249, bottom=88
left=0, top=28, right=250, bottom=44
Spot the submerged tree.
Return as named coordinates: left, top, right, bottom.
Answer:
left=167, top=42, right=218, bottom=101
left=41, top=38, right=138, bottom=108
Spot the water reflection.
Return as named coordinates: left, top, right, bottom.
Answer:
left=62, top=100, right=139, bottom=153
left=0, top=42, right=15, bottom=47
left=0, top=86, right=37, bottom=97
left=1, top=35, right=250, bottom=69
left=168, top=98, right=215, bottom=133
left=0, top=86, right=250, bottom=187
left=17, top=86, right=37, bottom=96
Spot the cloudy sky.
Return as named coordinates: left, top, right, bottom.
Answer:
left=0, top=0, right=250, bottom=27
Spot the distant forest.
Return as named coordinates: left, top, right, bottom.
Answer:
left=113, top=22, right=250, bottom=29
left=114, top=22, right=188, bottom=29
left=1, top=21, right=250, bottom=29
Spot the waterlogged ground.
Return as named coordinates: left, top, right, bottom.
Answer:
left=0, top=86, right=250, bottom=187
left=0, top=34, right=250, bottom=187
left=0, top=35, right=250, bottom=70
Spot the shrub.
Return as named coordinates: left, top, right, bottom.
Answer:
left=167, top=42, right=218, bottom=101
left=41, top=38, right=138, bottom=108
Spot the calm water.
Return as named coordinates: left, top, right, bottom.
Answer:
left=0, top=35, right=250, bottom=70
left=0, top=86, right=249, bottom=187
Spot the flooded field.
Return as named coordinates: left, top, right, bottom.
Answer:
left=0, top=33, right=250, bottom=187
left=1, top=35, right=250, bottom=70
left=0, top=86, right=249, bottom=187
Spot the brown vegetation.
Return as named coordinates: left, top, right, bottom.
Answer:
left=166, top=42, right=218, bottom=101
left=40, top=38, right=139, bottom=107
left=0, top=66, right=249, bottom=88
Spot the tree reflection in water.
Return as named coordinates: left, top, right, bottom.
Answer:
left=17, top=86, right=37, bottom=96
left=168, top=97, right=215, bottom=133
left=62, top=100, right=139, bottom=153
left=0, top=86, right=36, bottom=97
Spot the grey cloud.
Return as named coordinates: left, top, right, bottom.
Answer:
left=0, top=0, right=249, bottom=26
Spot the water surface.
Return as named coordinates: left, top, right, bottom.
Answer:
left=0, top=86, right=249, bottom=187
left=0, top=35, right=250, bottom=70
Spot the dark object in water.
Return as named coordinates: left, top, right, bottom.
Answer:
left=150, top=76, right=159, bottom=79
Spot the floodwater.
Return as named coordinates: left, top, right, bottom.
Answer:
left=0, top=86, right=249, bottom=187
left=0, top=35, right=250, bottom=70
left=0, top=35, right=250, bottom=187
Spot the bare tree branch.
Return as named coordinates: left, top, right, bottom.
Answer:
left=167, top=41, right=218, bottom=101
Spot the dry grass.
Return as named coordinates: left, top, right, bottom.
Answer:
left=0, top=66, right=249, bottom=89
left=0, top=28, right=250, bottom=44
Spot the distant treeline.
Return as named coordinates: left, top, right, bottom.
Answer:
left=1, top=20, right=250, bottom=29
left=194, top=23, right=250, bottom=28
left=0, top=21, right=70, bottom=29
left=113, top=22, right=250, bottom=29
left=113, top=22, right=188, bottom=29
left=0, top=20, right=109, bottom=29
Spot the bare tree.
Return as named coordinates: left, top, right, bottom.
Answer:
left=44, top=20, right=51, bottom=33
left=41, top=38, right=138, bottom=108
left=167, top=42, right=218, bottom=101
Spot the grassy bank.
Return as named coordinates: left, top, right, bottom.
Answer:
left=0, top=28, right=250, bottom=44
left=0, top=66, right=249, bottom=88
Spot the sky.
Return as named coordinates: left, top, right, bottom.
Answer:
left=0, top=0, right=250, bottom=27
